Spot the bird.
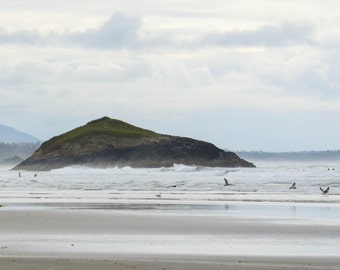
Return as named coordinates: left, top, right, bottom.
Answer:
left=167, top=181, right=185, bottom=189
left=320, top=187, right=330, bottom=194
left=224, top=178, right=231, bottom=186
left=289, top=182, right=296, bottom=189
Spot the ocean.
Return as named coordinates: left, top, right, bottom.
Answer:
left=1, top=161, right=340, bottom=193
left=1, top=161, right=340, bottom=212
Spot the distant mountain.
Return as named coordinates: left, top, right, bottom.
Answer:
left=0, top=124, right=40, bottom=143
left=14, top=116, right=255, bottom=171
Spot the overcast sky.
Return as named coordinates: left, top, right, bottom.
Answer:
left=1, top=0, right=340, bottom=151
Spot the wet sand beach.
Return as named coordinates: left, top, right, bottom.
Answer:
left=1, top=255, right=340, bottom=270
left=0, top=206, right=340, bottom=269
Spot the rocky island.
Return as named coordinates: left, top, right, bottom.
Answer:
left=13, top=117, right=255, bottom=171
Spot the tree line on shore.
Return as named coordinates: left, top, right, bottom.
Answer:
left=0, top=142, right=40, bottom=164
left=235, top=150, right=340, bottom=162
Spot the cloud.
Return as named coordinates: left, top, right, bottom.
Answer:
left=0, top=14, right=316, bottom=50
left=0, top=28, right=44, bottom=45
left=197, top=22, right=315, bottom=47
left=68, top=13, right=141, bottom=49
left=2, top=2, right=340, bottom=151
left=0, top=13, right=142, bottom=49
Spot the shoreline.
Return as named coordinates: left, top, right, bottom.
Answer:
left=1, top=255, right=340, bottom=270
left=1, top=197, right=340, bottom=225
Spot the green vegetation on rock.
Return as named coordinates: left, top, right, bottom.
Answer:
left=40, top=117, right=166, bottom=154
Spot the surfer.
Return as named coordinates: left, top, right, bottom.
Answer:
left=289, top=182, right=296, bottom=189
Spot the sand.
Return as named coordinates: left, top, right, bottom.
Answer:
left=0, top=208, right=340, bottom=269
left=1, top=255, right=340, bottom=270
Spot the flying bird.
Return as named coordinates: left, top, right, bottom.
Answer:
left=167, top=182, right=185, bottom=189
left=289, top=182, right=296, bottom=189
left=320, top=187, right=329, bottom=194
left=224, top=178, right=231, bottom=186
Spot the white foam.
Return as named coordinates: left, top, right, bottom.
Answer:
left=5, top=163, right=339, bottom=195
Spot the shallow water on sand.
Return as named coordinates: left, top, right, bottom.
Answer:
left=2, top=201, right=340, bottom=225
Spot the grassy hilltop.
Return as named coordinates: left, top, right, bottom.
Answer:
left=39, top=117, right=166, bottom=155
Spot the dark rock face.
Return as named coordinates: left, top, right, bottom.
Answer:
left=98, top=136, right=253, bottom=168
left=13, top=117, right=255, bottom=171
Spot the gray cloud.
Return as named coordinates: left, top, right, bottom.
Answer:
left=0, top=15, right=315, bottom=50
left=197, top=22, right=315, bottom=47
left=0, top=28, right=44, bottom=45
left=0, top=13, right=142, bottom=49
left=68, top=13, right=141, bottom=49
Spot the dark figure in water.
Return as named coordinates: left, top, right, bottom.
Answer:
left=320, top=187, right=330, bottom=194
left=289, top=182, right=296, bottom=189
left=224, top=178, right=231, bottom=186
left=19, top=172, right=21, bottom=177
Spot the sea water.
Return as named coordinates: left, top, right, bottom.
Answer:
left=1, top=162, right=340, bottom=216
left=1, top=162, right=340, bottom=193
